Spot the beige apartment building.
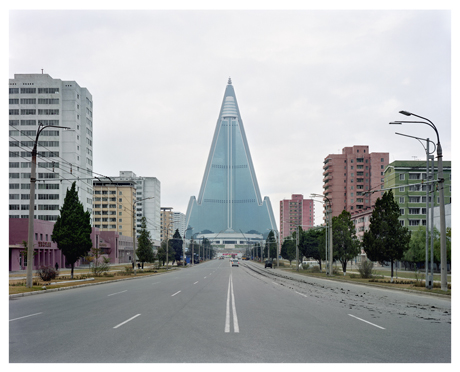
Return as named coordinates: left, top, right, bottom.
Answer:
left=93, top=180, right=136, bottom=237
left=160, top=207, right=174, bottom=242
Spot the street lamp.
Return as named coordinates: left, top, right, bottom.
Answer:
left=393, top=131, right=437, bottom=289
left=183, top=227, right=193, bottom=266
left=311, top=194, right=333, bottom=276
left=26, top=123, right=71, bottom=288
left=390, top=111, right=448, bottom=291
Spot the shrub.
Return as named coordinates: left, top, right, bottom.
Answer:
left=37, top=265, right=58, bottom=281
left=308, top=266, right=321, bottom=273
left=92, top=256, right=111, bottom=276
left=358, top=260, right=374, bottom=279
left=332, top=266, right=340, bottom=275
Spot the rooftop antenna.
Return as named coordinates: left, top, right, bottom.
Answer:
left=41, top=69, right=43, bottom=74
left=412, top=156, right=418, bottom=160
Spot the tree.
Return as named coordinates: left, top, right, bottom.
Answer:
left=52, top=182, right=92, bottom=279
left=158, top=240, right=175, bottom=267
left=136, top=217, right=155, bottom=269
left=332, top=210, right=360, bottom=275
left=281, top=238, right=296, bottom=266
left=89, top=247, right=111, bottom=275
left=264, top=230, right=277, bottom=259
left=362, top=190, right=411, bottom=281
left=402, top=226, right=426, bottom=270
left=169, top=229, right=183, bottom=263
left=299, top=228, right=324, bottom=271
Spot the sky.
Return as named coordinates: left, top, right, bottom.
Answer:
left=6, top=3, right=455, bottom=229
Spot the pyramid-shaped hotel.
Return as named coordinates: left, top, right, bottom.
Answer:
left=185, top=79, right=277, bottom=246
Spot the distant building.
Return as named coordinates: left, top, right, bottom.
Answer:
left=384, top=160, right=451, bottom=231
left=9, top=73, right=94, bottom=221
left=323, top=145, right=389, bottom=222
left=280, top=194, right=315, bottom=249
left=173, top=212, right=186, bottom=237
left=114, top=171, right=161, bottom=243
left=185, top=79, right=277, bottom=245
left=92, top=179, right=136, bottom=237
left=160, top=207, right=174, bottom=242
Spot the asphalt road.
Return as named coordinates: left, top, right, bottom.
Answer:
left=9, top=259, right=451, bottom=363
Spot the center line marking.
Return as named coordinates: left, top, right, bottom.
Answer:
left=113, top=314, right=141, bottom=329
left=108, top=290, right=127, bottom=296
left=171, top=291, right=181, bottom=297
left=9, top=312, right=42, bottom=322
left=295, top=291, right=308, bottom=298
left=194, top=281, right=199, bottom=284
left=348, top=314, right=385, bottom=329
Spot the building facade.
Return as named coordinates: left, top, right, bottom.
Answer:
left=92, top=180, right=136, bottom=237
left=160, top=207, right=174, bottom=242
left=185, top=79, right=277, bottom=242
left=323, top=145, right=389, bottom=221
left=173, top=212, right=186, bottom=237
left=9, top=219, right=131, bottom=271
left=280, top=194, right=315, bottom=248
left=115, top=171, right=161, bottom=243
left=384, top=160, right=451, bottom=231
left=9, top=73, right=94, bottom=221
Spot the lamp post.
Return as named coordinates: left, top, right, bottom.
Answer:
left=311, top=194, right=333, bottom=276
left=26, top=123, right=70, bottom=288
left=391, top=111, right=448, bottom=291
left=393, top=131, right=436, bottom=288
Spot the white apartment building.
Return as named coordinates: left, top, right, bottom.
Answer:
left=173, top=212, right=186, bottom=237
left=9, top=73, right=94, bottom=221
left=115, top=171, right=161, bottom=243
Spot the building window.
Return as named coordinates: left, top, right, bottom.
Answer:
left=399, top=174, right=405, bottom=180
left=399, top=197, right=405, bottom=203
left=400, top=209, right=405, bottom=215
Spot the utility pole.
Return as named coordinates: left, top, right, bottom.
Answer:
left=26, top=123, right=70, bottom=288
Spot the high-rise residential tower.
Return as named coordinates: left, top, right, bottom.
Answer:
left=185, top=79, right=277, bottom=244
left=113, top=171, right=161, bottom=242
left=322, top=145, right=389, bottom=221
left=9, top=73, right=93, bottom=221
left=280, top=194, right=315, bottom=247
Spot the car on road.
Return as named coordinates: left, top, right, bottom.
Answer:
left=265, top=259, right=273, bottom=268
left=231, top=259, right=239, bottom=267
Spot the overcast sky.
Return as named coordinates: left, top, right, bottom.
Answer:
left=8, top=5, right=453, bottom=228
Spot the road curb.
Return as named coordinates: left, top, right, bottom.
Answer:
left=9, top=269, right=176, bottom=299
left=277, top=268, right=451, bottom=299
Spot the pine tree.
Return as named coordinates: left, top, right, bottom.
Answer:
left=362, top=190, right=411, bottom=281
left=51, top=182, right=92, bottom=279
left=136, top=217, right=155, bottom=269
left=169, top=229, right=183, bottom=263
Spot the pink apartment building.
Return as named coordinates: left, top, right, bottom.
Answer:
left=322, top=145, right=389, bottom=221
left=280, top=194, right=315, bottom=250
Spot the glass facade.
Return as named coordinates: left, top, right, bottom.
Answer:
left=185, top=80, right=276, bottom=238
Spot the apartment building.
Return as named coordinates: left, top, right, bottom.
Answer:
left=92, top=180, right=136, bottom=237
left=322, top=145, right=389, bottom=221
left=173, top=212, right=186, bottom=237
left=280, top=194, right=315, bottom=248
left=115, top=171, right=161, bottom=242
left=9, top=73, right=94, bottom=221
left=384, top=160, right=451, bottom=231
left=160, top=207, right=174, bottom=241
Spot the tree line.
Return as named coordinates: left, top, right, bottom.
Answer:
left=280, top=190, right=451, bottom=281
